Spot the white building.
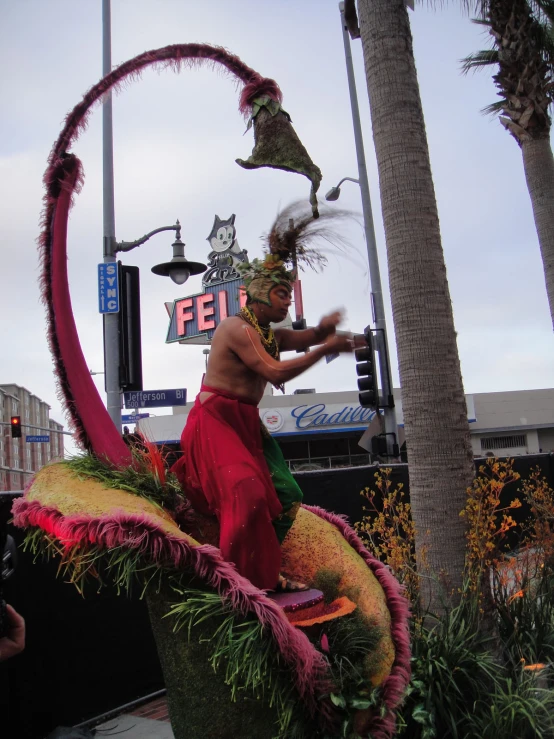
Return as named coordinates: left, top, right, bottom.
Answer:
left=0, top=384, right=65, bottom=491
left=137, top=387, right=554, bottom=470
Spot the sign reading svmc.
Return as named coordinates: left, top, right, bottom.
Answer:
left=26, top=435, right=50, bottom=443
left=123, top=389, right=187, bottom=409
left=98, top=263, right=119, bottom=314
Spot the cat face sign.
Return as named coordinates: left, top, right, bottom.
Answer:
left=203, top=213, right=248, bottom=286
left=211, top=225, right=235, bottom=253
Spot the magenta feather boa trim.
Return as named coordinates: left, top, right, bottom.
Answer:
left=13, top=498, right=410, bottom=737
left=12, top=497, right=335, bottom=729
left=303, top=505, right=411, bottom=738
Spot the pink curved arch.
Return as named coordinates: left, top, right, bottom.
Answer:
left=39, top=45, right=282, bottom=464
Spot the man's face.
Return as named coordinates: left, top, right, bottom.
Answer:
left=268, top=285, right=292, bottom=322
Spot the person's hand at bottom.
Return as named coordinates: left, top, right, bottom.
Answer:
left=0, top=604, right=25, bottom=661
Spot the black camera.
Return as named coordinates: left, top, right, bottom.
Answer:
left=0, top=533, right=17, bottom=639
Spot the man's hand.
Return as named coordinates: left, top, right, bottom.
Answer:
left=323, top=332, right=355, bottom=355
left=0, top=604, right=25, bottom=661
left=316, top=310, right=344, bottom=341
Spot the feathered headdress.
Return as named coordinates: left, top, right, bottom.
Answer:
left=239, top=200, right=353, bottom=305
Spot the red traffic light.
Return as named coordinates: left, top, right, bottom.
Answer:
left=10, top=416, right=22, bottom=438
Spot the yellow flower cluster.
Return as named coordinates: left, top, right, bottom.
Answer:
left=460, top=458, right=521, bottom=595
left=356, top=469, right=423, bottom=606
left=521, top=467, right=554, bottom=563
left=357, top=460, right=554, bottom=614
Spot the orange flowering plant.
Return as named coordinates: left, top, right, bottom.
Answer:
left=356, top=468, right=422, bottom=606
left=460, top=457, right=521, bottom=596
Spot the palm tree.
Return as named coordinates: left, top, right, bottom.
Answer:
left=347, top=0, right=475, bottom=611
left=463, top=0, right=554, bottom=330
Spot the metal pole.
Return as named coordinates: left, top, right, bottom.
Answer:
left=102, top=0, right=122, bottom=431
left=338, top=1, right=398, bottom=454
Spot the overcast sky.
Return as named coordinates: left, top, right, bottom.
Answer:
left=2, top=0, right=553, bottom=455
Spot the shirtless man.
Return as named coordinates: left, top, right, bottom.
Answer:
left=204, top=287, right=352, bottom=405
left=172, top=271, right=355, bottom=592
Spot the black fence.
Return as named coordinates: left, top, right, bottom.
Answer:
left=1, top=453, right=553, bottom=737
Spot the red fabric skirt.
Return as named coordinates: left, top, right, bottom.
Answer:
left=171, top=385, right=282, bottom=590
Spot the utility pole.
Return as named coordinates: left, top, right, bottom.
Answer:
left=338, top=1, right=398, bottom=455
left=102, top=0, right=122, bottom=431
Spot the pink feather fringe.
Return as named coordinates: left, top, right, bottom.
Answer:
left=304, top=505, right=411, bottom=738
left=12, top=497, right=335, bottom=729
left=12, top=497, right=410, bottom=737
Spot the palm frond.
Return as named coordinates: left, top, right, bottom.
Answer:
left=482, top=99, right=507, bottom=116
left=461, top=49, right=499, bottom=75
left=422, top=1, right=486, bottom=14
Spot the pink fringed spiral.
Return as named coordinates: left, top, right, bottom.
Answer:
left=39, top=44, right=282, bottom=460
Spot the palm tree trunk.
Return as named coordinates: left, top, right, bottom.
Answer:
left=521, top=136, right=554, bottom=329
left=356, top=0, right=475, bottom=610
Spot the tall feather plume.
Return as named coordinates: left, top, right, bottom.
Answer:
left=262, top=200, right=355, bottom=275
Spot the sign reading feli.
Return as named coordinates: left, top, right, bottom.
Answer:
left=166, top=277, right=247, bottom=345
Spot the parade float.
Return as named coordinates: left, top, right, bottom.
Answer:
left=12, top=43, right=410, bottom=738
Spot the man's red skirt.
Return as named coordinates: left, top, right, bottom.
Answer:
left=171, top=385, right=283, bottom=590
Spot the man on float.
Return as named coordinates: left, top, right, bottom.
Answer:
left=172, top=254, right=355, bottom=592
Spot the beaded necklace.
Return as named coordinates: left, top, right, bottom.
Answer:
left=236, top=305, right=280, bottom=361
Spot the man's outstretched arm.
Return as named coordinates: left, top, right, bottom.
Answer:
left=275, top=310, right=344, bottom=353
left=231, top=321, right=354, bottom=386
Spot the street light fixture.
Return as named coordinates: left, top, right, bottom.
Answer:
left=151, top=225, right=207, bottom=285
left=325, top=176, right=360, bottom=202
left=101, top=220, right=207, bottom=430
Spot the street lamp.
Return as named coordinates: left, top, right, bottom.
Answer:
left=102, top=221, right=207, bottom=430
left=331, top=1, right=399, bottom=457
left=325, top=176, right=359, bottom=202
left=101, top=1, right=208, bottom=433
left=151, top=225, right=206, bottom=285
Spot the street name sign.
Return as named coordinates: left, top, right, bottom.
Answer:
left=123, top=389, right=187, bottom=409
left=26, top=435, right=50, bottom=443
left=121, top=413, right=150, bottom=423
left=98, top=263, right=119, bottom=314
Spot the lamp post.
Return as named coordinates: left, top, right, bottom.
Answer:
left=331, top=1, right=398, bottom=456
left=102, top=0, right=206, bottom=432
left=102, top=221, right=206, bottom=431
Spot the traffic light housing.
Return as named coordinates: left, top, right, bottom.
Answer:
left=10, top=416, right=22, bottom=438
left=355, top=327, right=379, bottom=409
left=291, top=318, right=307, bottom=331
left=370, top=434, right=400, bottom=458
left=117, top=263, right=143, bottom=392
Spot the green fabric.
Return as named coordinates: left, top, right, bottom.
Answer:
left=262, top=432, right=303, bottom=544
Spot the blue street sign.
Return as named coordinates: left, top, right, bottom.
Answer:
left=121, top=413, right=150, bottom=423
left=98, top=263, right=119, bottom=314
left=123, top=388, right=187, bottom=409
left=26, top=435, right=50, bottom=443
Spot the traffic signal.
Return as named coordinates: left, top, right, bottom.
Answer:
left=371, top=434, right=400, bottom=459
left=10, top=416, right=22, bottom=439
left=291, top=318, right=307, bottom=331
left=355, top=326, right=379, bottom=409
left=117, top=263, right=143, bottom=392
